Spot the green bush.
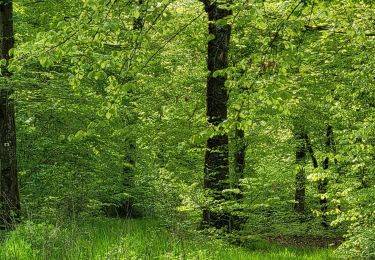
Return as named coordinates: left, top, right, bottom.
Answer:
left=0, top=221, right=70, bottom=259
left=337, top=226, right=375, bottom=259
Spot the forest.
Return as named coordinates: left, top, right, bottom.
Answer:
left=0, top=0, right=374, bottom=259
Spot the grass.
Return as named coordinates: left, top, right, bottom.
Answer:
left=0, top=218, right=336, bottom=259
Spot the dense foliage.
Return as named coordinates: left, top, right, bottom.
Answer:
left=0, top=0, right=373, bottom=259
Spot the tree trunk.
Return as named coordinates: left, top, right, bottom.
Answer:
left=133, top=0, right=144, bottom=31
left=294, top=131, right=307, bottom=214
left=319, top=125, right=334, bottom=228
left=231, top=127, right=247, bottom=230
left=0, top=0, right=14, bottom=71
left=305, top=134, right=318, bottom=169
left=0, top=90, right=19, bottom=228
left=119, top=136, right=136, bottom=217
left=201, top=0, right=232, bottom=230
left=234, top=128, right=245, bottom=183
left=0, top=0, right=20, bottom=229
left=115, top=0, right=145, bottom=218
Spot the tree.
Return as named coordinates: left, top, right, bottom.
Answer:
left=0, top=0, right=20, bottom=228
left=293, top=130, right=307, bottom=215
left=200, top=0, right=232, bottom=230
left=115, top=0, right=146, bottom=218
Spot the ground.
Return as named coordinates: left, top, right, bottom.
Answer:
left=0, top=218, right=337, bottom=259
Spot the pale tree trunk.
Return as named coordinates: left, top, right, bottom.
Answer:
left=0, top=0, right=20, bottom=229
left=200, top=0, right=232, bottom=230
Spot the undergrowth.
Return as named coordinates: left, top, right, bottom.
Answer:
left=0, top=218, right=336, bottom=259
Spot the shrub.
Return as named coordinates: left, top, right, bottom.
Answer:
left=337, top=226, right=375, bottom=259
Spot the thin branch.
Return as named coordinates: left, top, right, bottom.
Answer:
left=119, top=0, right=172, bottom=74
left=304, top=25, right=375, bottom=37
left=140, top=10, right=205, bottom=72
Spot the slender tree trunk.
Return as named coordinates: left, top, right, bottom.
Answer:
left=120, top=136, right=136, bottom=217
left=133, top=0, right=144, bottom=31
left=319, top=125, right=334, bottom=227
left=231, top=127, right=247, bottom=230
left=294, top=131, right=307, bottom=214
left=201, top=0, right=232, bottom=230
left=234, top=128, right=245, bottom=183
left=116, top=0, right=145, bottom=218
left=305, top=132, right=329, bottom=227
left=0, top=90, right=19, bottom=227
left=305, top=134, right=318, bottom=169
left=0, top=0, right=13, bottom=69
left=0, top=0, right=20, bottom=228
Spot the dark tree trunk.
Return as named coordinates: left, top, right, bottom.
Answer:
left=0, top=90, right=19, bottom=228
left=0, top=0, right=19, bottom=229
left=305, top=134, right=318, bottom=169
left=201, top=0, right=232, bottom=230
left=231, top=127, right=247, bottom=231
left=0, top=0, right=14, bottom=73
left=133, top=0, right=144, bottom=30
left=234, top=128, right=245, bottom=182
left=294, top=131, right=307, bottom=214
left=305, top=132, right=329, bottom=227
left=319, top=125, right=334, bottom=228
left=118, top=137, right=136, bottom=218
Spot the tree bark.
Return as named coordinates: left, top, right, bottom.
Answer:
left=0, top=0, right=20, bottom=229
left=201, top=0, right=232, bottom=230
left=231, top=127, right=247, bottom=231
left=319, top=125, right=334, bottom=228
left=234, top=128, right=245, bottom=182
left=133, top=0, right=144, bottom=31
left=0, top=0, right=14, bottom=72
left=294, top=131, right=307, bottom=214
left=0, top=90, right=19, bottom=226
left=305, top=134, right=318, bottom=169
left=119, top=136, right=136, bottom=217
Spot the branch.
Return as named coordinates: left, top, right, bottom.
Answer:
left=304, top=24, right=375, bottom=37
left=270, top=0, right=304, bottom=47
left=304, top=134, right=318, bottom=169
left=103, top=43, right=127, bottom=50
left=24, top=0, right=45, bottom=5
left=140, top=10, right=205, bottom=71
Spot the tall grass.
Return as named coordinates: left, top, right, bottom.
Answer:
left=0, top=218, right=336, bottom=259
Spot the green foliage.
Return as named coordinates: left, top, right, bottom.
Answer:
left=337, top=226, right=375, bottom=260
left=0, top=0, right=373, bottom=257
left=0, top=218, right=335, bottom=259
left=0, top=221, right=65, bottom=259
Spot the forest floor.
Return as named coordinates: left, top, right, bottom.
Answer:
left=0, top=218, right=336, bottom=259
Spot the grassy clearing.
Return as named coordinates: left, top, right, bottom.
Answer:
left=0, top=218, right=336, bottom=259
